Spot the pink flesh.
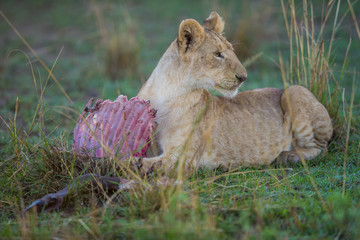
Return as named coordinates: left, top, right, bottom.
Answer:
left=72, top=96, right=157, bottom=159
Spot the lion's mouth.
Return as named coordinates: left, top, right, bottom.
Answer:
left=215, top=83, right=240, bottom=91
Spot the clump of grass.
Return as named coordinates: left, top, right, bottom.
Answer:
left=91, top=3, right=141, bottom=80
left=105, top=33, right=140, bottom=80
left=228, top=1, right=278, bottom=63
left=279, top=0, right=354, bottom=135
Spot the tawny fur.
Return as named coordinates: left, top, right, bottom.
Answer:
left=137, top=12, right=333, bottom=171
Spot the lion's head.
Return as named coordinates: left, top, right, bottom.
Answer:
left=177, top=12, right=247, bottom=97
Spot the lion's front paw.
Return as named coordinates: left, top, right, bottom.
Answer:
left=143, top=160, right=162, bottom=176
left=130, top=157, right=162, bottom=177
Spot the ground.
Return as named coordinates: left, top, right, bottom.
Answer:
left=0, top=0, right=359, bottom=239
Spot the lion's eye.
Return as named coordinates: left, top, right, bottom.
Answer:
left=215, top=51, right=224, bottom=59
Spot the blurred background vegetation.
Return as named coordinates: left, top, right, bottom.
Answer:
left=1, top=0, right=358, bottom=138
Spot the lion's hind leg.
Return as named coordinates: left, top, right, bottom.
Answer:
left=278, top=85, right=333, bottom=165
left=277, top=121, right=322, bottom=164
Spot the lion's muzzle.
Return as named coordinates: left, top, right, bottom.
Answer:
left=235, top=73, right=247, bottom=84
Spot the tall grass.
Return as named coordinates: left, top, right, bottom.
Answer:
left=279, top=0, right=354, bottom=134
left=277, top=0, right=359, bottom=217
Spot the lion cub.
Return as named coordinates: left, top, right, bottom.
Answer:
left=137, top=12, right=333, bottom=170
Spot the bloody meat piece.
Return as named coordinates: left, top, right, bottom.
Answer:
left=72, top=96, right=157, bottom=159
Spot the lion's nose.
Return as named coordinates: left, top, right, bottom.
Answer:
left=235, top=74, right=247, bottom=83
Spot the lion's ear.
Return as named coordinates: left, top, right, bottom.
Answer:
left=203, top=12, right=224, bottom=34
left=177, top=19, right=205, bottom=55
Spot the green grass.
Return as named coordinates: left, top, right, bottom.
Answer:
left=0, top=136, right=359, bottom=239
left=1, top=0, right=360, bottom=239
